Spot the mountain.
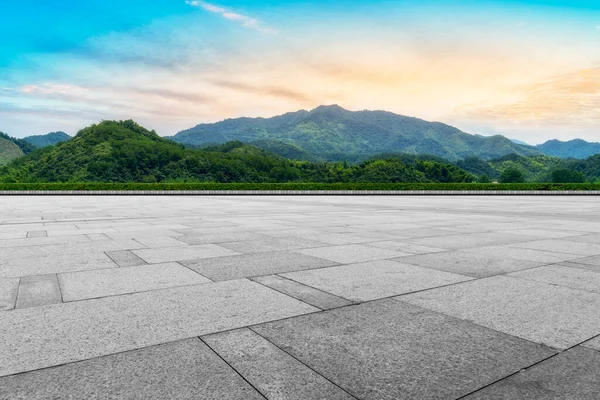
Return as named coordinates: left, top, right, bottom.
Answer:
left=171, top=105, right=541, bottom=161
left=0, top=120, right=475, bottom=184
left=23, top=131, right=71, bottom=148
left=0, top=137, right=24, bottom=166
left=510, top=138, right=530, bottom=146
left=0, top=132, right=36, bottom=154
left=536, top=139, right=600, bottom=159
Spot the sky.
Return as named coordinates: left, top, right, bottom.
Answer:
left=1, top=0, right=599, bottom=144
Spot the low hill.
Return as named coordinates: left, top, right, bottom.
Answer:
left=23, top=131, right=71, bottom=148
left=171, top=105, right=541, bottom=161
left=0, top=137, right=24, bottom=166
left=537, top=139, right=600, bottom=159
left=0, top=132, right=36, bottom=154
left=0, top=120, right=475, bottom=184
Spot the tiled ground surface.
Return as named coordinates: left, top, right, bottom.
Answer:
left=0, top=195, right=599, bottom=399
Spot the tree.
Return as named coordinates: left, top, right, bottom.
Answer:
left=500, top=167, right=525, bottom=183
left=551, top=169, right=585, bottom=183
left=477, top=174, right=491, bottom=183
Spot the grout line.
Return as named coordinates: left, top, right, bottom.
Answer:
left=249, top=277, right=325, bottom=311
left=247, top=326, right=360, bottom=400
left=198, top=337, right=269, bottom=400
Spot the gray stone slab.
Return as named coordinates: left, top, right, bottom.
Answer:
left=0, top=338, right=263, bottom=400
left=218, top=237, right=330, bottom=254
left=175, top=231, right=268, bottom=245
left=282, top=260, right=472, bottom=302
left=582, top=336, right=600, bottom=351
left=0, top=279, right=317, bottom=376
left=0, top=278, right=19, bottom=311
left=26, top=230, right=47, bottom=238
left=295, top=244, right=410, bottom=264
left=364, top=240, right=446, bottom=254
left=203, top=328, right=353, bottom=400
left=251, top=275, right=355, bottom=310
left=406, top=232, right=540, bottom=250
left=132, top=244, right=240, bottom=263
left=1, top=252, right=118, bottom=278
left=496, top=229, right=585, bottom=239
left=565, top=255, right=600, bottom=267
left=511, top=239, right=600, bottom=256
left=181, top=251, right=338, bottom=281
left=16, top=274, right=62, bottom=309
left=131, top=236, right=187, bottom=248
left=397, top=251, right=545, bottom=278
left=508, top=265, right=600, bottom=294
left=561, top=233, right=600, bottom=244
left=463, top=346, right=600, bottom=400
left=462, top=245, right=581, bottom=263
left=59, top=263, right=211, bottom=301
left=86, top=233, right=111, bottom=241
left=253, top=299, right=555, bottom=400
left=105, top=250, right=147, bottom=267
left=399, top=276, right=600, bottom=349
left=0, top=234, right=90, bottom=248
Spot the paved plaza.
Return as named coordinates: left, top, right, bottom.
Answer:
left=1, top=195, right=600, bottom=399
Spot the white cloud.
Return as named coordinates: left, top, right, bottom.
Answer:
left=186, top=1, right=274, bottom=34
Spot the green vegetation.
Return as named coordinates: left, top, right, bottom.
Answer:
left=0, top=120, right=476, bottom=184
left=0, top=131, right=36, bottom=155
left=552, top=169, right=585, bottom=183
left=537, top=139, right=600, bottom=159
left=0, top=137, right=25, bottom=166
left=0, top=182, right=598, bottom=191
left=499, top=167, right=525, bottom=183
left=23, top=131, right=71, bottom=148
left=171, top=105, right=541, bottom=162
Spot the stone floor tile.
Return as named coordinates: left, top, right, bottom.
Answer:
left=203, top=328, right=354, bottom=400
left=405, top=232, right=540, bottom=250
left=295, top=244, right=410, bottom=264
left=282, top=260, right=472, bottom=302
left=397, top=251, right=544, bottom=278
left=463, top=347, right=600, bottom=400
left=105, top=250, right=147, bottom=267
left=26, top=230, right=47, bottom=238
left=364, top=240, right=446, bottom=254
left=218, top=237, right=330, bottom=254
left=181, top=251, right=338, bottom=281
left=582, top=336, right=600, bottom=352
left=59, top=263, right=211, bottom=301
left=510, top=239, right=600, bottom=256
left=0, top=252, right=118, bottom=278
left=130, top=236, right=187, bottom=248
left=251, top=275, right=355, bottom=310
left=0, top=279, right=317, bottom=376
left=462, top=245, right=581, bottom=263
left=561, top=254, right=600, bottom=267
left=132, top=244, right=240, bottom=263
left=399, top=276, right=600, bottom=349
left=16, top=274, right=62, bottom=309
left=508, top=265, right=600, bottom=294
left=253, top=299, right=555, bottom=400
left=175, top=231, right=268, bottom=245
left=0, top=278, right=19, bottom=311
left=0, top=338, right=263, bottom=400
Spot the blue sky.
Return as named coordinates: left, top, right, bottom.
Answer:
left=1, top=0, right=599, bottom=143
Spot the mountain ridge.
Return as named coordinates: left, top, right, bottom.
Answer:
left=171, top=105, right=541, bottom=161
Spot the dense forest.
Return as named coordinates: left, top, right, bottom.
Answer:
left=0, top=120, right=476, bottom=184
left=1, top=120, right=599, bottom=184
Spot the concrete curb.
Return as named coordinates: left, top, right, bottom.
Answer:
left=0, top=190, right=598, bottom=195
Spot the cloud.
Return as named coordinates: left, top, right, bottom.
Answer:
left=185, top=1, right=275, bottom=34
left=211, top=79, right=311, bottom=102
left=454, top=68, right=600, bottom=129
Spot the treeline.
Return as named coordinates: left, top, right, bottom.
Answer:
left=0, top=120, right=476, bottom=184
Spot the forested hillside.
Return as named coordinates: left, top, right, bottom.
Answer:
left=0, top=120, right=475, bottom=184
left=171, top=105, right=540, bottom=161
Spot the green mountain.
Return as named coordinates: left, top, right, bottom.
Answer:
left=171, top=105, right=541, bottom=161
left=0, top=137, right=24, bottom=166
left=0, top=132, right=36, bottom=154
left=23, top=131, right=71, bottom=148
left=0, top=120, right=475, bottom=184
left=537, top=139, right=600, bottom=159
